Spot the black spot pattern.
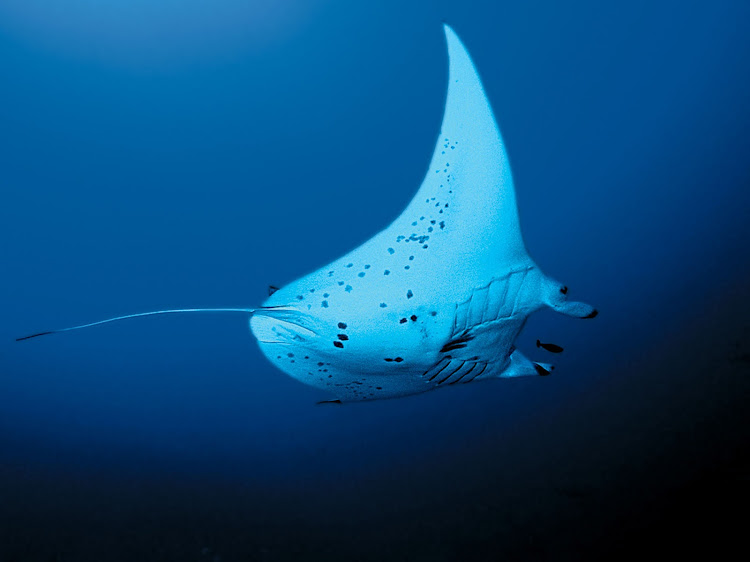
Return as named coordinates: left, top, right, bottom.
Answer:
left=338, top=322, right=347, bottom=329
left=333, top=341, right=344, bottom=349
left=318, top=139, right=456, bottom=331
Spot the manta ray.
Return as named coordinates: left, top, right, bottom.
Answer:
left=18, top=25, right=596, bottom=403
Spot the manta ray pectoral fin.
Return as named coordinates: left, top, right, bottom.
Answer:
left=316, top=399, right=343, bottom=405
left=499, top=350, right=554, bottom=378
left=552, top=300, right=598, bottom=319
left=537, top=276, right=597, bottom=319
left=534, top=362, right=553, bottom=376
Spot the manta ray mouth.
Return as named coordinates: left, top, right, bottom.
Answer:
left=250, top=309, right=320, bottom=344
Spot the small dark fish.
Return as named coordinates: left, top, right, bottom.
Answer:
left=536, top=340, right=564, bottom=353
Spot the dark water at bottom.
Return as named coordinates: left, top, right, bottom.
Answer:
left=2, top=283, right=747, bottom=562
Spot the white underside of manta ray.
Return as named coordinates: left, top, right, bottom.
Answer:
left=18, top=25, right=597, bottom=403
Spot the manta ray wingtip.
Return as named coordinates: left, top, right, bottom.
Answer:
left=534, top=363, right=554, bottom=376
left=442, top=22, right=460, bottom=43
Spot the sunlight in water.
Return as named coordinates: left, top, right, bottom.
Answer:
left=0, top=0, right=327, bottom=65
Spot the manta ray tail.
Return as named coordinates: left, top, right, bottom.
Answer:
left=16, top=306, right=293, bottom=341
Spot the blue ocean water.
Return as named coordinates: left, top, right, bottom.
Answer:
left=1, top=1, right=749, bottom=560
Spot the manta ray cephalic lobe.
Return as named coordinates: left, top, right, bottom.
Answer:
left=18, top=25, right=597, bottom=403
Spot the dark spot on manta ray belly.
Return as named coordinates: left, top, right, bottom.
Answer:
left=337, top=334, right=348, bottom=341
left=338, top=322, right=347, bottom=329
left=407, top=290, right=413, bottom=299
left=333, top=341, right=344, bottom=349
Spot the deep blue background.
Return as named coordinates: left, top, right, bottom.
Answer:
left=1, top=1, right=749, bottom=560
